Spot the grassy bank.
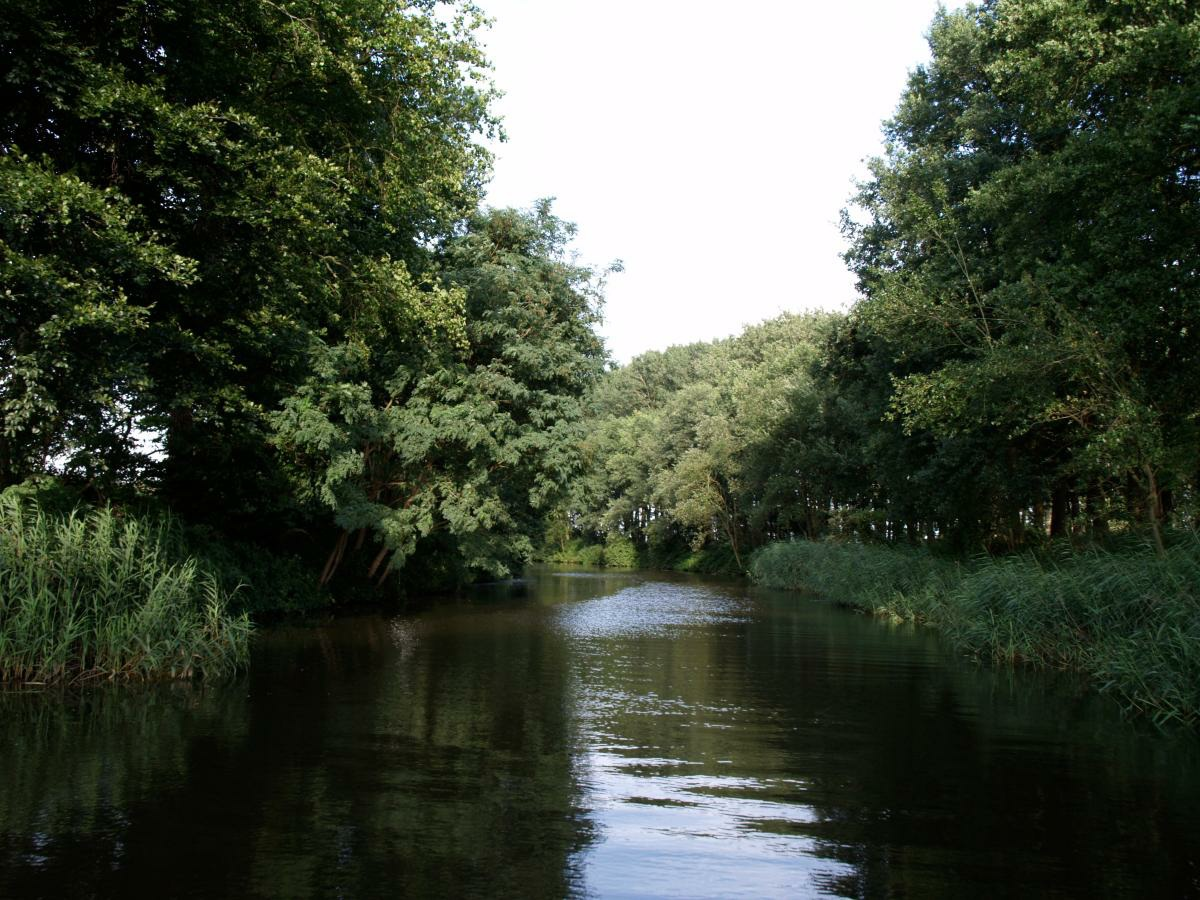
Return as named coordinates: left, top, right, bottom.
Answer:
left=751, top=538, right=1200, bottom=726
left=0, top=497, right=252, bottom=684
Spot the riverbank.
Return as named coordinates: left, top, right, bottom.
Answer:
left=0, top=496, right=252, bottom=683
left=750, top=538, right=1200, bottom=726
left=539, top=536, right=743, bottom=576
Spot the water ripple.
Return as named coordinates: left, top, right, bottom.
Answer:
left=553, top=582, right=752, bottom=639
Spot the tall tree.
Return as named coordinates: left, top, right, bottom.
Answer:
left=844, top=0, right=1200, bottom=549
left=0, top=0, right=497, bottom=525
left=270, top=203, right=610, bottom=587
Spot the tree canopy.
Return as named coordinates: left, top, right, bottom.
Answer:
left=1, top=0, right=609, bottom=593
left=845, top=0, right=1200, bottom=550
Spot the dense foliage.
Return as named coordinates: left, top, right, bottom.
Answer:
left=551, top=313, right=837, bottom=572
left=270, top=202, right=608, bottom=587
left=844, top=0, right=1200, bottom=552
left=0, top=0, right=608, bottom=639
left=2, top=0, right=496, bottom=505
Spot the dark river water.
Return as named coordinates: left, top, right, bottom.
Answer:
left=2, top=567, right=1199, bottom=898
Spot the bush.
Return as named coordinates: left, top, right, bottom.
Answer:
left=647, top=540, right=743, bottom=576
left=541, top=538, right=607, bottom=567
left=540, top=533, right=745, bottom=576
left=750, top=539, right=959, bottom=613
left=602, top=532, right=639, bottom=568
left=0, top=497, right=252, bottom=683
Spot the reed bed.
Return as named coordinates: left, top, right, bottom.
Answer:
left=0, top=498, right=252, bottom=684
left=751, top=537, right=1200, bottom=726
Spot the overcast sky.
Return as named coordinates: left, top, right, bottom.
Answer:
left=477, top=1, right=955, bottom=363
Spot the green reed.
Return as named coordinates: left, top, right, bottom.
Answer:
left=0, top=497, right=252, bottom=683
left=751, top=537, right=1200, bottom=726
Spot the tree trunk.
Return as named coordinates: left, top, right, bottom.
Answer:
left=0, top=433, right=13, bottom=489
left=1086, top=483, right=1108, bottom=539
left=1143, top=464, right=1166, bottom=558
left=727, top=521, right=744, bottom=572
left=1049, top=486, right=1069, bottom=538
left=319, top=530, right=350, bottom=586
left=163, top=405, right=197, bottom=511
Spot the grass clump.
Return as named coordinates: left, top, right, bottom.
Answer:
left=750, top=537, right=1200, bottom=726
left=645, top=541, right=743, bottom=576
left=750, top=540, right=958, bottom=613
left=0, top=496, right=252, bottom=684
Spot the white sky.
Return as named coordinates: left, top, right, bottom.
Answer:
left=477, top=1, right=955, bottom=363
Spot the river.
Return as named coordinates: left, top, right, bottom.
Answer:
left=2, top=567, right=1198, bottom=897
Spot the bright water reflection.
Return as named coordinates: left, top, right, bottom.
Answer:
left=551, top=578, right=847, bottom=896
left=1, top=566, right=1198, bottom=898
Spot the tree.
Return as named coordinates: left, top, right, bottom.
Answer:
left=844, top=0, right=1200, bottom=549
left=0, top=0, right=498, bottom=526
left=556, top=313, right=838, bottom=567
left=270, top=203, right=609, bottom=586
left=0, top=154, right=194, bottom=489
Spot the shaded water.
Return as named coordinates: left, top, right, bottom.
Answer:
left=2, top=567, right=1198, bottom=897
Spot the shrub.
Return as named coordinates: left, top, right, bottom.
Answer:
left=178, top=524, right=326, bottom=615
left=602, top=532, right=639, bottom=568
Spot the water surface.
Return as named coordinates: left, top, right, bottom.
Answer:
left=2, top=567, right=1198, bottom=897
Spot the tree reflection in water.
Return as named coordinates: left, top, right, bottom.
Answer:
left=1, top=567, right=1198, bottom=898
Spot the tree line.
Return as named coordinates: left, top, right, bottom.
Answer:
left=556, top=0, right=1200, bottom=565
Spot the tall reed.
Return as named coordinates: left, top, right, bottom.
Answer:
left=0, top=497, right=252, bottom=683
left=751, top=537, right=1200, bottom=726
